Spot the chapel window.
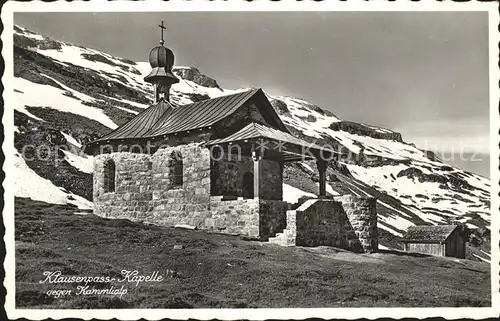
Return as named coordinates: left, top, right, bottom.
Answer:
left=169, top=151, right=183, bottom=188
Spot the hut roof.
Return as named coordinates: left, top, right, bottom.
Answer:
left=401, top=225, right=459, bottom=243
left=206, top=122, right=329, bottom=150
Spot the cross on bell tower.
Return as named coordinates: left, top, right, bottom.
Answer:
left=158, top=21, right=166, bottom=46
left=144, top=21, right=179, bottom=103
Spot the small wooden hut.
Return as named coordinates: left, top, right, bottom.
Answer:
left=401, top=225, right=466, bottom=258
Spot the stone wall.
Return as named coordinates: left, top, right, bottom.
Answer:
left=150, top=144, right=212, bottom=226
left=259, top=200, right=291, bottom=240
left=293, top=199, right=359, bottom=249
left=93, top=143, right=212, bottom=224
left=278, top=197, right=378, bottom=253
left=335, top=195, right=378, bottom=253
left=209, top=196, right=260, bottom=237
left=93, top=144, right=284, bottom=239
left=93, top=152, right=153, bottom=219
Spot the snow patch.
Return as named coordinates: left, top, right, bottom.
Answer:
left=14, top=152, right=92, bottom=209
left=14, top=77, right=117, bottom=129
left=61, top=149, right=93, bottom=174
left=472, top=254, right=490, bottom=263
left=60, top=132, right=82, bottom=149
left=378, top=224, right=403, bottom=237
left=326, top=184, right=339, bottom=196
left=283, top=184, right=316, bottom=204
left=114, top=105, right=139, bottom=115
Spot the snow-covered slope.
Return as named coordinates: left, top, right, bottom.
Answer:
left=13, top=151, right=92, bottom=209
left=12, top=25, right=491, bottom=259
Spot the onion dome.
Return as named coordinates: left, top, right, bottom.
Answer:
left=149, top=45, right=174, bottom=68
left=144, top=45, right=179, bottom=84
left=144, top=21, right=179, bottom=85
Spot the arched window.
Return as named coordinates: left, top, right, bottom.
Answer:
left=103, top=159, right=116, bottom=193
left=169, top=151, right=183, bottom=188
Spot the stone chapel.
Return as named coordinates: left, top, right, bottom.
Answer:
left=84, top=23, right=379, bottom=253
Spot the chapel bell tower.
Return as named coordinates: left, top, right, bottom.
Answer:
left=144, top=21, right=179, bottom=102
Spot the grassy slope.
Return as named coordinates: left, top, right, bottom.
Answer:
left=15, top=198, right=490, bottom=309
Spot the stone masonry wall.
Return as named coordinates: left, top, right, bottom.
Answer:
left=259, top=200, right=291, bottom=240
left=93, top=144, right=264, bottom=238
left=149, top=144, right=212, bottom=226
left=209, top=196, right=260, bottom=238
left=294, top=199, right=359, bottom=249
left=282, top=197, right=378, bottom=253
left=93, top=152, right=153, bottom=219
left=208, top=198, right=291, bottom=240
left=335, top=195, right=378, bottom=253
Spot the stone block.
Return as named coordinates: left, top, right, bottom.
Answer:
left=195, top=188, right=208, bottom=195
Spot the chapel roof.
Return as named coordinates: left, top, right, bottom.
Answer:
left=87, top=88, right=287, bottom=145
left=144, top=88, right=261, bottom=137
left=401, top=225, right=459, bottom=243
left=96, top=99, right=174, bottom=142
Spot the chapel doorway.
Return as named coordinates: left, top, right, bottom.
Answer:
left=242, top=172, right=254, bottom=199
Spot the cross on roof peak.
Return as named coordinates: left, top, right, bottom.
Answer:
left=158, top=21, right=166, bottom=46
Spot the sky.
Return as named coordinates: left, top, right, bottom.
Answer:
left=14, top=11, right=491, bottom=177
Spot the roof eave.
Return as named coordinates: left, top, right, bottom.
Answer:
left=400, top=239, right=445, bottom=244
